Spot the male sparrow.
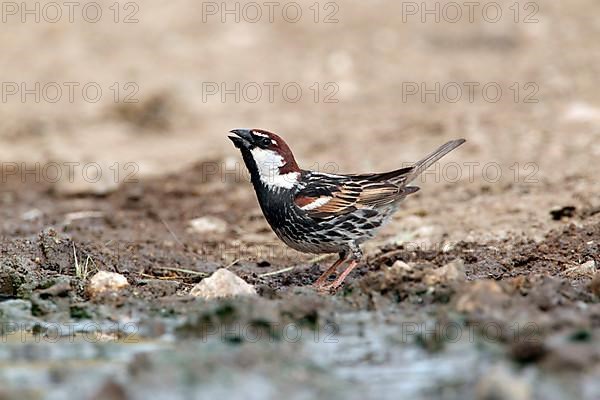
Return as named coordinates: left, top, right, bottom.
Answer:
left=228, top=129, right=465, bottom=291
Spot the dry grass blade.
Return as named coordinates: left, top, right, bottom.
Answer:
left=153, top=266, right=208, bottom=277
left=258, top=266, right=295, bottom=278
left=308, top=254, right=332, bottom=264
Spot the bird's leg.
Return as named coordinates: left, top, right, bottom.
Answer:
left=327, top=260, right=359, bottom=290
left=322, top=245, right=362, bottom=291
left=313, top=252, right=347, bottom=288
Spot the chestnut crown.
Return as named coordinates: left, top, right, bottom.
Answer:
left=228, top=129, right=300, bottom=174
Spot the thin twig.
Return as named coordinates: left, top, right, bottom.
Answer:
left=153, top=266, right=208, bottom=276
left=160, top=218, right=185, bottom=248
left=308, top=254, right=332, bottom=264
left=370, top=249, right=405, bottom=264
left=258, top=266, right=295, bottom=278
left=73, top=242, right=79, bottom=276
left=139, top=272, right=181, bottom=281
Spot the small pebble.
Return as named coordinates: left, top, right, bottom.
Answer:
left=190, top=268, right=256, bottom=299
left=89, top=271, right=129, bottom=296
left=188, top=217, right=227, bottom=234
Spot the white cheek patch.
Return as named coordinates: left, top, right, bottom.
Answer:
left=272, top=172, right=300, bottom=189
left=300, top=196, right=331, bottom=210
left=250, top=147, right=299, bottom=189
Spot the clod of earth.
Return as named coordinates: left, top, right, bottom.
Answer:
left=455, top=280, right=509, bottom=315
left=423, top=259, right=466, bottom=286
left=190, top=268, right=257, bottom=299
left=0, top=256, right=42, bottom=299
left=589, top=273, right=600, bottom=296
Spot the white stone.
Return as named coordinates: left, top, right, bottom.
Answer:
left=391, top=260, right=413, bottom=272
left=190, top=268, right=256, bottom=299
left=89, top=271, right=129, bottom=295
left=564, top=260, right=596, bottom=278
left=563, top=102, right=600, bottom=122
left=188, top=217, right=227, bottom=234
left=22, top=209, right=43, bottom=221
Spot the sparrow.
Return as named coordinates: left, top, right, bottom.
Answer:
left=228, top=129, right=465, bottom=291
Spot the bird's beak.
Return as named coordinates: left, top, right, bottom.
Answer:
left=228, top=129, right=254, bottom=149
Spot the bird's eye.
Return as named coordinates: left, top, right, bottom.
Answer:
left=259, top=137, right=271, bottom=147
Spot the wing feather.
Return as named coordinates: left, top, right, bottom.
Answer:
left=294, top=171, right=417, bottom=220
left=293, top=139, right=465, bottom=220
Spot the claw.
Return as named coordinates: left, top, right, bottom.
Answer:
left=314, top=282, right=340, bottom=294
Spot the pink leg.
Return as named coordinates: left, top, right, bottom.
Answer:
left=313, top=255, right=347, bottom=288
left=322, top=260, right=358, bottom=292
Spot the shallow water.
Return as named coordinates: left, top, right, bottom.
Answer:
left=1, top=312, right=597, bottom=400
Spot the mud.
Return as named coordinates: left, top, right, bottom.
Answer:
left=1, top=161, right=599, bottom=399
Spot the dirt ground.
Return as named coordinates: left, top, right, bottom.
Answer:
left=1, top=0, right=600, bottom=399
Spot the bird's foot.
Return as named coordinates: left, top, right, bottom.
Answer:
left=313, top=282, right=340, bottom=294
left=313, top=260, right=358, bottom=294
left=312, top=282, right=339, bottom=294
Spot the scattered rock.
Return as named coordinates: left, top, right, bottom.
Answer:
left=442, top=242, right=456, bottom=252
left=456, top=280, right=508, bottom=315
left=64, top=211, right=105, bottom=225
left=390, top=260, right=412, bottom=272
left=89, top=271, right=129, bottom=296
left=188, top=216, right=227, bottom=235
left=377, top=261, right=415, bottom=291
left=475, top=365, right=532, bottom=400
left=424, top=259, right=466, bottom=286
left=190, top=269, right=256, bottom=299
left=22, top=208, right=43, bottom=221
left=563, top=102, right=600, bottom=122
left=564, top=260, right=596, bottom=278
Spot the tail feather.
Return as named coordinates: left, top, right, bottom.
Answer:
left=405, top=139, right=466, bottom=183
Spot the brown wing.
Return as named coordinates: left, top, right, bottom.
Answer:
left=294, top=171, right=418, bottom=220
left=294, top=139, right=466, bottom=220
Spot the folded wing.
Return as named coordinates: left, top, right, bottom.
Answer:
left=294, top=170, right=418, bottom=220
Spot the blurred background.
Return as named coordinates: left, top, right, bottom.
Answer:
left=2, top=0, right=599, bottom=179
left=1, top=1, right=600, bottom=399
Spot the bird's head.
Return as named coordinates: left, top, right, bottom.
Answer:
left=228, top=129, right=300, bottom=189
